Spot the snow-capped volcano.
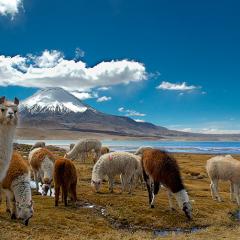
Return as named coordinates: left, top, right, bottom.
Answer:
left=20, top=88, right=90, bottom=114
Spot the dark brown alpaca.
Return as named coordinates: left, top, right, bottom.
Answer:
left=54, top=157, right=77, bottom=207
left=142, top=149, right=192, bottom=219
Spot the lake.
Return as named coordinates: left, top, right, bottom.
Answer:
left=15, top=139, right=240, bottom=154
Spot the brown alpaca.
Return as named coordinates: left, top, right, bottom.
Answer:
left=142, top=149, right=192, bottom=220
left=54, top=157, right=77, bottom=207
left=29, top=148, right=55, bottom=195
left=2, top=151, right=33, bottom=225
left=101, top=146, right=110, bottom=155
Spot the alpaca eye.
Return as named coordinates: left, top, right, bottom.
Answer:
left=14, top=110, right=17, bottom=113
left=1, top=108, right=5, bottom=112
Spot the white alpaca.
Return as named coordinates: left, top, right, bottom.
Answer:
left=65, top=139, right=102, bottom=163
left=206, top=155, right=240, bottom=205
left=0, top=96, right=19, bottom=181
left=91, top=152, right=139, bottom=193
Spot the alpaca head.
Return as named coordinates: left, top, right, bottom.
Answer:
left=91, top=179, right=102, bottom=192
left=16, top=200, right=34, bottom=226
left=0, top=96, right=19, bottom=126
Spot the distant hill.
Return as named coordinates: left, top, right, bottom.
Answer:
left=17, top=87, right=240, bottom=141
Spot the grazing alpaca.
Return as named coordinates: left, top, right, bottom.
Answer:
left=91, top=152, right=139, bottom=193
left=142, top=149, right=192, bottom=220
left=65, top=139, right=102, bottom=163
left=54, top=157, right=77, bottom=207
left=101, top=146, right=110, bottom=155
left=28, top=148, right=55, bottom=196
left=30, top=141, right=46, bottom=151
left=206, top=155, right=240, bottom=205
left=0, top=96, right=19, bottom=181
left=2, top=152, right=33, bottom=226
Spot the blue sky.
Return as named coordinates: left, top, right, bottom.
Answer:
left=0, top=0, right=240, bottom=133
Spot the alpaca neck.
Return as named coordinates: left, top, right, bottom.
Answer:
left=11, top=174, right=32, bottom=204
left=0, top=124, right=16, bottom=180
left=174, top=189, right=189, bottom=209
left=92, top=161, right=104, bottom=181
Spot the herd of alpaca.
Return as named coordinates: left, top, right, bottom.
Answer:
left=1, top=96, right=240, bottom=226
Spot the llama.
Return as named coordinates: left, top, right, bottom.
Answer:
left=91, top=152, right=139, bottom=193
left=28, top=148, right=55, bottom=196
left=0, top=96, right=19, bottom=181
left=101, top=146, right=110, bottom=155
left=2, top=151, right=33, bottom=226
left=141, top=149, right=192, bottom=220
left=54, top=157, right=77, bottom=207
left=65, top=139, right=102, bottom=163
left=30, top=141, right=46, bottom=151
left=206, top=155, right=240, bottom=205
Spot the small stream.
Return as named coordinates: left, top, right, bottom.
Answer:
left=76, top=201, right=206, bottom=236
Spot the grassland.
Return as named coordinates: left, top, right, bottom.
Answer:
left=1, top=145, right=240, bottom=240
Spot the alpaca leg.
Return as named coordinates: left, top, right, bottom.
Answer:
left=230, top=182, right=235, bottom=202
left=233, top=184, right=240, bottom=206
left=70, top=183, right=77, bottom=206
left=108, top=177, right=114, bottom=193
left=210, top=180, right=218, bottom=201
left=5, top=193, right=11, bottom=213
left=63, top=186, right=68, bottom=206
left=120, top=174, right=125, bottom=192
left=143, top=169, right=152, bottom=206
left=11, top=198, right=17, bottom=220
left=167, top=190, right=175, bottom=210
left=212, top=180, right=222, bottom=202
left=34, top=171, right=39, bottom=192
left=55, top=185, right=60, bottom=206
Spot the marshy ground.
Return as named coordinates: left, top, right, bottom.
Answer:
left=1, top=144, right=240, bottom=240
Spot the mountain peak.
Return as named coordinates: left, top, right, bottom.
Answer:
left=20, top=87, right=90, bottom=114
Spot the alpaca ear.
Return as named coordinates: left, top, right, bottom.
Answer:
left=14, top=97, right=19, bottom=105
left=0, top=96, right=5, bottom=104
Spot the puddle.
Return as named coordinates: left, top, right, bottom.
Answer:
left=30, top=181, right=55, bottom=197
left=76, top=200, right=206, bottom=235
left=229, top=209, right=240, bottom=221
left=153, top=227, right=203, bottom=237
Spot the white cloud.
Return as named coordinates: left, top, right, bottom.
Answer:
left=118, top=107, right=146, bottom=117
left=156, top=81, right=198, bottom=91
left=97, top=96, right=112, bottom=102
left=176, top=127, right=240, bottom=134
left=98, top=86, right=110, bottom=91
left=71, top=91, right=98, bottom=100
left=0, top=50, right=147, bottom=91
left=0, top=0, right=22, bottom=18
left=33, top=50, right=64, bottom=68
left=134, top=119, right=145, bottom=123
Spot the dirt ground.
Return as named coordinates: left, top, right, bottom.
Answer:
left=1, top=145, right=240, bottom=240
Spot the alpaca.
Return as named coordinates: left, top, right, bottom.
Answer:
left=2, top=151, right=33, bottom=226
left=30, top=141, right=46, bottom=151
left=206, top=155, right=240, bottom=205
left=65, top=139, right=102, bottom=163
left=135, top=146, right=153, bottom=156
left=54, top=157, right=77, bottom=207
left=141, top=149, right=192, bottom=220
left=91, top=152, right=139, bottom=193
left=28, top=148, right=55, bottom=196
left=101, top=146, right=110, bottom=155
left=0, top=96, right=19, bottom=181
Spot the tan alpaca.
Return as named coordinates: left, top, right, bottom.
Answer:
left=2, top=151, right=33, bottom=226
left=28, top=148, right=55, bottom=195
left=0, top=96, right=19, bottom=181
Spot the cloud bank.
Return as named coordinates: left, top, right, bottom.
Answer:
left=0, top=50, right=148, bottom=91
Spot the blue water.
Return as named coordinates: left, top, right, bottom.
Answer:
left=15, top=139, right=240, bottom=154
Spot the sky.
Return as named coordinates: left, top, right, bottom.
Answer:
left=0, top=0, right=240, bottom=134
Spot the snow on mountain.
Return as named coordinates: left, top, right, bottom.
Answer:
left=20, top=88, right=89, bottom=114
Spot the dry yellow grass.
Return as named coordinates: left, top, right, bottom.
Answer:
left=1, top=147, right=240, bottom=240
